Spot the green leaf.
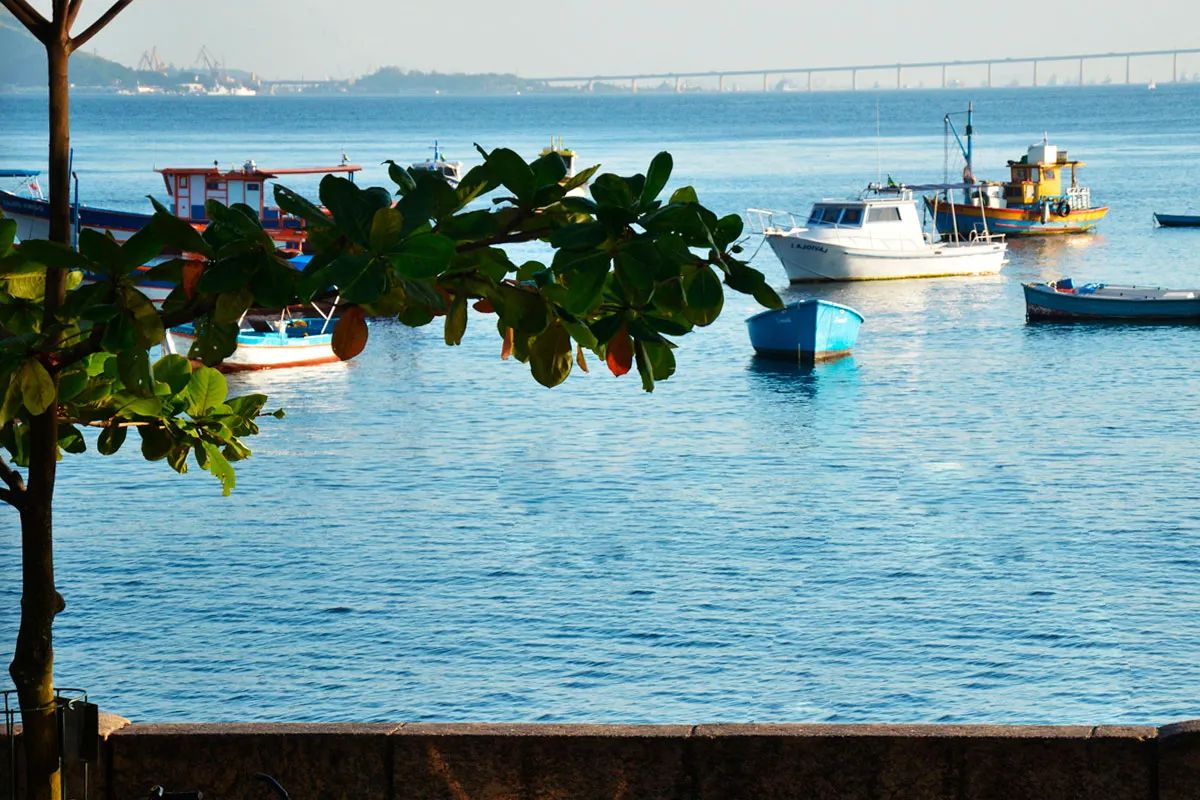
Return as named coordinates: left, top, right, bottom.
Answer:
left=562, top=164, right=599, bottom=194
left=444, top=293, right=467, bottom=346
left=0, top=218, right=16, bottom=255
left=58, top=424, right=86, bottom=454
left=0, top=377, right=23, bottom=427
left=97, top=423, right=127, bottom=456
left=549, top=222, right=608, bottom=251
left=713, top=213, right=744, bottom=249
left=195, top=252, right=259, bottom=294
left=397, top=303, right=434, bottom=327
left=683, top=266, right=724, bottom=326
left=634, top=339, right=655, bottom=392
left=319, top=174, right=374, bottom=245
left=148, top=199, right=214, bottom=257
left=16, top=239, right=89, bottom=271
left=529, top=321, right=573, bottom=388
left=484, top=148, right=536, bottom=203
left=273, top=184, right=334, bottom=229
left=391, top=234, right=456, bottom=280
left=152, top=353, right=193, bottom=394
left=120, top=285, right=165, bottom=349
left=187, top=319, right=239, bottom=366
left=201, top=440, right=236, bottom=496
left=100, top=312, right=136, bottom=352
left=205, top=199, right=272, bottom=247
left=531, top=151, right=569, bottom=188
left=17, top=359, right=54, bottom=416
left=117, top=349, right=155, bottom=398
left=249, top=259, right=297, bottom=309
left=78, top=229, right=126, bottom=276
left=669, top=186, right=699, bottom=205
left=215, top=286, right=254, bottom=325
left=640, top=152, right=673, bottom=211
left=184, top=366, right=228, bottom=416
left=557, top=251, right=612, bottom=316
left=614, top=245, right=658, bottom=307
left=493, top=282, right=548, bottom=334
left=138, top=424, right=173, bottom=461
left=57, top=368, right=89, bottom=403
left=369, top=207, right=405, bottom=252
left=384, top=160, right=418, bottom=196
left=590, top=174, right=636, bottom=209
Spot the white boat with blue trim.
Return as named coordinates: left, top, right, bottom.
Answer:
left=748, top=186, right=1007, bottom=282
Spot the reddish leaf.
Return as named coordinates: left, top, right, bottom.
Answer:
left=576, top=343, right=589, bottom=373
left=473, top=298, right=494, bottom=314
left=606, top=325, right=633, bottom=377
left=332, top=305, right=368, bottom=361
left=501, top=327, right=514, bottom=360
left=182, top=261, right=203, bottom=300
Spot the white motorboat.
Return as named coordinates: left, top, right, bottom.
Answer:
left=411, top=140, right=463, bottom=187
left=747, top=187, right=1007, bottom=282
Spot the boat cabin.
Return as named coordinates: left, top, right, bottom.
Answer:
left=540, top=137, right=577, bottom=178
left=158, top=160, right=361, bottom=233
left=1002, top=141, right=1092, bottom=211
left=805, top=197, right=918, bottom=230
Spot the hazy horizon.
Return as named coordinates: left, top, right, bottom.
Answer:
left=7, top=0, right=1200, bottom=82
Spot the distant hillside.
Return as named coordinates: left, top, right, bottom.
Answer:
left=351, top=67, right=546, bottom=95
left=0, top=16, right=135, bottom=88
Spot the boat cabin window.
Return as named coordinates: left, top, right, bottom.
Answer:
left=866, top=206, right=902, bottom=223
left=1042, top=169, right=1055, bottom=180
left=839, top=207, right=863, bottom=226
left=808, top=205, right=862, bottom=226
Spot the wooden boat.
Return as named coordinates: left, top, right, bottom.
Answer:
left=748, top=187, right=1006, bottom=282
left=165, top=304, right=347, bottom=372
left=746, top=300, right=864, bottom=362
left=1153, top=213, right=1200, bottom=228
left=928, top=104, right=1109, bottom=237
left=1023, top=279, right=1200, bottom=321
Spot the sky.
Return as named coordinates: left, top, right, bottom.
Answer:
left=21, top=0, right=1200, bottom=81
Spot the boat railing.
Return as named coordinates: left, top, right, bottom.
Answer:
left=1066, top=186, right=1091, bottom=210
left=746, top=208, right=804, bottom=234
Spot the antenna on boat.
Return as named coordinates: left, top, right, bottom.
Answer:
left=875, top=100, right=882, bottom=187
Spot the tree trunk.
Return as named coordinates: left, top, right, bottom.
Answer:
left=8, top=34, right=71, bottom=800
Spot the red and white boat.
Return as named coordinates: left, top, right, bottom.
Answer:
left=0, top=160, right=361, bottom=250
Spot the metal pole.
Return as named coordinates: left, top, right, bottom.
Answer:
left=1125, top=55, right=1130, bottom=84
left=852, top=69, right=857, bottom=90
left=942, top=64, right=947, bottom=89
left=897, top=65, right=902, bottom=89
left=988, top=62, right=992, bottom=87
left=807, top=71, right=812, bottom=91
left=1079, top=57, right=1084, bottom=87
left=1174, top=52, right=1179, bottom=81
left=1033, top=60, right=1038, bottom=87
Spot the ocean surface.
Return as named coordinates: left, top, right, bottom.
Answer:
left=3, top=86, right=1200, bottom=725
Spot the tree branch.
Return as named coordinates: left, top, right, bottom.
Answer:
left=69, top=0, right=134, bottom=52
left=455, top=227, right=553, bottom=254
left=0, top=0, right=50, bottom=38
left=0, top=486, right=21, bottom=510
left=65, top=0, right=84, bottom=28
left=0, top=452, right=27, bottom=494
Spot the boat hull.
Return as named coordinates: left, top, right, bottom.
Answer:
left=929, top=200, right=1109, bottom=236
left=766, top=233, right=1005, bottom=282
left=1023, top=283, right=1200, bottom=321
left=1153, top=213, right=1200, bottom=228
left=167, top=320, right=340, bottom=371
left=746, top=300, right=863, bottom=361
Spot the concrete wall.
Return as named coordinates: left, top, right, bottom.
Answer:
left=6, top=719, right=1200, bottom=800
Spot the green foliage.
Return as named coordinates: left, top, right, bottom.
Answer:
left=0, top=145, right=780, bottom=501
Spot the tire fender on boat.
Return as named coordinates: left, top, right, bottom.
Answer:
left=1057, top=200, right=1072, bottom=218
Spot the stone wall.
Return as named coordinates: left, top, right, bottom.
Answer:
left=6, top=719, right=1200, bottom=799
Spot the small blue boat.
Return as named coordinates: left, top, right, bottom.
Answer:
left=1153, top=213, right=1200, bottom=228
left=746, top=299, right=864, bottom=361
left=1023, top=279, right=1200, bottom=321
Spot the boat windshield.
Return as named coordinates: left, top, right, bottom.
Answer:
left=807, top=205, right=863, bottom=227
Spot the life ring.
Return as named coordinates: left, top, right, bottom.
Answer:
left=1057, top=200, right=1072, bottom=218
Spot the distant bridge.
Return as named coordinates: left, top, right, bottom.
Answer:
left=532, top=48, right=1200, bottom=92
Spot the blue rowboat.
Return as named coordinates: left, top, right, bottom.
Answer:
left=1023, top=279, right=1200, bottom=321
left=1153, top=213, right=1200, bottom=228
left=746, top=299, right=864, bottom=361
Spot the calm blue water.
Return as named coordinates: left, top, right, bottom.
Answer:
left=3, top=87, right=1200, bottom=725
